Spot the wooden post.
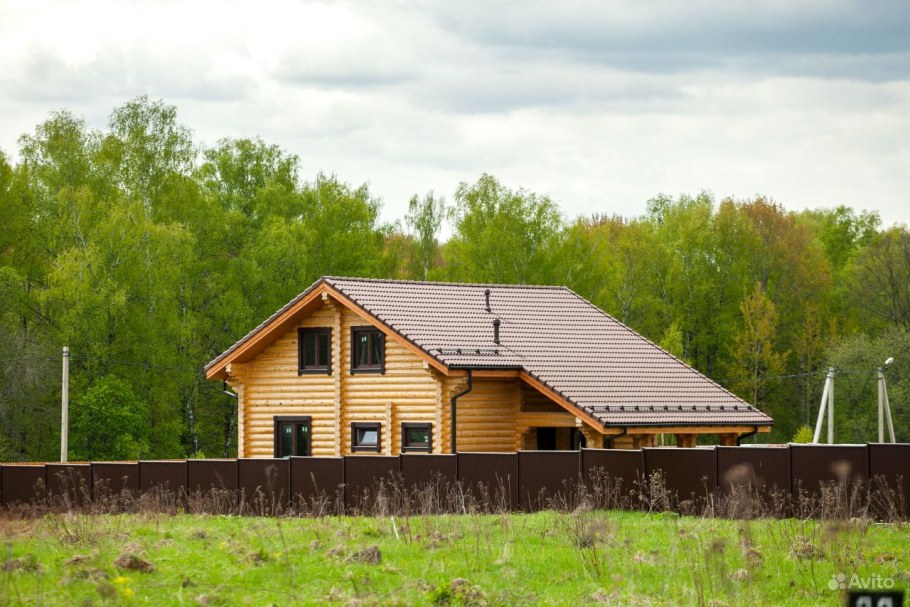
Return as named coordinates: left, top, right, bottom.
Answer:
left=674, top=433, right=696, bottom=448
left=719, top=433, right=738, bottom=446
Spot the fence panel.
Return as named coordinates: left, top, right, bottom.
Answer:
left=290, top=457, right=344, bottom=513
left=518, top=451, right=580, bottom=511
left=0, top=465, right=45, bottom=507
left=581, top=449, right=645, bottom=508
left=716, top=446, right=790, bottom=494
left=139, top=461, right=187, bottom=508
left=344, top=456, right=400, bottom=513
left=92, top=462, right=139, bottom=501
left=790, top=445, right=868, bottom=496
left=400, top=454, right=456, bottom=490
left=644, top=448, right=717, bottom=510
left=45, top=463, right=91, bottom=507
left=868, top=443, right=910, bottom=516
left=187, top=460, right=238, bottom=492
left=238, top=458, right=290, bottom=514
left=187, top=460, right=238, bottom=514
left=457, top=453, right=518, bottom=511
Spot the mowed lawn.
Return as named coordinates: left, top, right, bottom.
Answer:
left=1, top=510, right=908, bottom=606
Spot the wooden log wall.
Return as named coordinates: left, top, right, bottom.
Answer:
left=339, top=307, right=439, bottom=456
left=229, top=299, right=442, bottom=457
left=231, top=302, right=339, bottom=457
left=448, top=378, right=522, bottom=452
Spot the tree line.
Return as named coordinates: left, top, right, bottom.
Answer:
left=1, top=97, right=907, bottom=460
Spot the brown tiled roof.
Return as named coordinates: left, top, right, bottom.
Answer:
left=326, top=277, right=771, bottom=428
left=207, top=276, right=773, bottom=428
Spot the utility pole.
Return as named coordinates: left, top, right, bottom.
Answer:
left=878, top=367, right=885, bottom=443
left=828, top=366, right=834, bottom=444
left=812, top=367, right=835, bottom=444
left=61, top=346, right=69, bottom=462
left=878, top=358, right=896, bottom=443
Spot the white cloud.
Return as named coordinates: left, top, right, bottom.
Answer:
left=0, top=0, right=908, bottom=228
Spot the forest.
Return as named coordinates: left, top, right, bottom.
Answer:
left=1, top=97, right=908, bottom=461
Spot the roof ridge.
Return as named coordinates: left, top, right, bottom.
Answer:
left=325, top=276, right=569, bottom=290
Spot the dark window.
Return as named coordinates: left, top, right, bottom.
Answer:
left=351, top=327, right=384, bottom=373
left=352, top=422, right=381, bottom=452
left=298, top=328, right=331, bottom=374
left=402, top=423, right=432, bottom=453
left=274, top=416, right=311, bottom=457
left=536, top=427, right=557, bottom=450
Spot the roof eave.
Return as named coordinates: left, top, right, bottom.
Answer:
left=204, top=278, right=329, bottom=380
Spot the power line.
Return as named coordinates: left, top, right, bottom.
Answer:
left=713, top=370, right=826, bottom=384
left=0, top=354, right=201, bottom=373
left=715, top=366, right=897, bottom=385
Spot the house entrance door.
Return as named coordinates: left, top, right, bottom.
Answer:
left=274, top=416, right=311, bottom=457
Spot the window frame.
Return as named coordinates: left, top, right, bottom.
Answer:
left=298, top=327, right=332, bottom=375
left=351, top=422, right=382, bottom=453
left=273, top=415, right=312, bottom=458
left=350, top=326, right=385, bottom=374
left=401, top=422, right=433, bottom=453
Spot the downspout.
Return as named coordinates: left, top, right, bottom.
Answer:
left=223, top=380, right=237, bottom=398
left=607, top=426, right=628, bottom=449
left=736, top=426, right=758, bottom=446
left=222, top=380, right=238, bottom=458
left=450, top=369, right=473, bottom=454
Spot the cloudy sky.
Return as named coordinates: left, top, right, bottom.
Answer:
left=1, top=0, right=908, bottom=226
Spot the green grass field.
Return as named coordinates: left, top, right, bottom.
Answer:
left=2, top=510, right=908, bottom=606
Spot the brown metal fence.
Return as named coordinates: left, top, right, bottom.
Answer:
left=580, top=448, right=645, bottom=504
left=344, top=456, right=399, bottom=513
left=92, top=462, right=139, bottom=500
left=457, top=453, right=518, bottom=510
left=868, top=443, right=910, bottom=509
left=45, top=463, right=91, bottom=507
left=789, top=444, right=869, bottom=495
left=138, top=461, right=186, bottom=501
left=644, top=448, right=717, bottom=508
left=2, top=444, right=909, bottom=516
left=518, top=450, right=579, bottom=511
left=290, top=457, right=344, bottom=511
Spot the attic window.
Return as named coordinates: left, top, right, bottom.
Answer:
left=298, top=328, right=331, bottom=374
left=351, top=327, right=384, bottom=373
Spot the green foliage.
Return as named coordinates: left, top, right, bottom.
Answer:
left=826, top=329, right=910, bottom=443
left=791, top=425, right=815, bottom=443
left=3, top=511, right=908, bottom=606
left=405, top=191, right=446, bottom=280
left=659, top=322, right=689, bottom=364
left=444, top=173, right=563, bottom=284
left=0, top=97, right=903, bottom=456
left=71, top=375, right=151, bottom=460
left=845, top=226, right=910, bottom=331
left=727, top=282, right=788, bottom=413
